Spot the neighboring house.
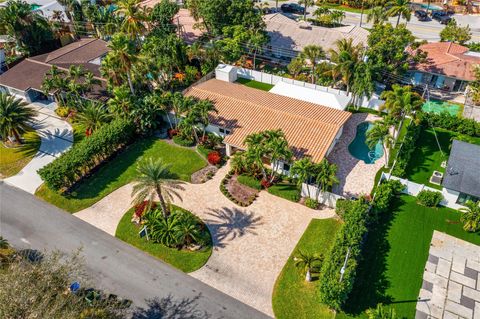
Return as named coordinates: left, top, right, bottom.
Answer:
left=182, top=67, right=352, bottom=174
left=263, top=13, right=369, bottom=60
left=406, top=42, right=480, bottom=93
left=442, top=140, right=480, bottom=205
left=0, top=38, right=109, bottom=103
left=0, top=0, right=69, bottom=21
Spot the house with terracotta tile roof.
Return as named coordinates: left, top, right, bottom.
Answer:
left=0, top=38, right=109, bottom=103
left=407, top=42, right=480, bottom=93
left=183, top=69, right=352, bottom=173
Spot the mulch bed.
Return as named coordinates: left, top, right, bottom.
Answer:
left=191, top=165, right=218, bottom=184
left=225, top=174, right=259, bottom=205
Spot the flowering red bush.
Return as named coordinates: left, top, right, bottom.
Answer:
left=134, top=201, right=156, bottom=218
left=261, top=179, right=271, bottom=189
left=207, top=151, right=222, bottom=165
left=167, top=128, right=178, bottom=139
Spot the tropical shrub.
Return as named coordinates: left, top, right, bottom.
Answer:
left=390, top=123, right=421, bottom=177
left=54, top=106, right=70, bottom=118
left=373, top=179, right=405, bottom=213
left=459, top=201, right=480, bottom=232
left=207, top=151, right=222, bottom=165
left=418, top=112, right=480, bottom=137
left=237, top=174, right=262, bottom=190
left=417, top=190, right=443, bottom=207
left=319, top=198, right=370, bottom=310
left=134, top=201, right=157, bottom=219
left=38, top=119, right=135, bottom=191
left=305, top=198, right=319, bottom=209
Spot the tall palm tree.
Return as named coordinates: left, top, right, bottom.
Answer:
left=294, top=250, right=322, bottom=282
left=459, top=201, right=480, bottom=232
left=0, top=93, right=37, bottom=144
left=193, top=99, right=217, bottom=140
left=300, top=45, right=326, bottom=84
left=115, top=0, right=147, bottom=39
left=367, top=6, right=388, bottom=25
left=76, top=101, right=111, bottom=136
left=291, top=158, right=316, bottom=198
left=313, top=159, right=339, bottom=193
left=386, top=0, right=411, bottom=27
left=104, top=33, right=138, bottom=95
left=131, top=158, right=185, bottom=219
left=366, top=121, right=393, bottom=167
left=380, top=84, right=423, bottom=140
left=329, top=38, right=361, bottom=95
left=298, top=0, right=314, bottom=21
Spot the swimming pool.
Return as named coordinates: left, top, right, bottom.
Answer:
left=419, top=3, right=443, bottom=10
left=348, top=122, right=384, bottom=164
left=30, top=4, right=41, bottom=10
left=422, top=99, right=462, bottom=116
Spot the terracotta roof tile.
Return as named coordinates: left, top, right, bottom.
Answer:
left=184, top=79, right=351, bottom=162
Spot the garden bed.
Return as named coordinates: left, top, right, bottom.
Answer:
left=115, top=205, right=212, bottom=273
left=220, top=172, right=259, bottom=207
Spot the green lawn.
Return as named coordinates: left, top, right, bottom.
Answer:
left=236, top=78, right=274, bottom=91
left=35, top=138, right=206, bottom=213
left=404, top=127, right=480, bottom=189
left=272, top=219, right=342, bottom=319
left=115, top=205, right=212, bottom=273
left=268, top=183, right=300, bottom=202
left=339, top=195, right=480, bottom=318
left=0, top=130, right=40, bottom=178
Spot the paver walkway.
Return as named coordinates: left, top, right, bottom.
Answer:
left=75, top=163, right=336, bottom=316
left=417, top=231, right=480, bottom=319
left=327, top=113, right=386, bottom=197
left=4, top=103, right=73, bottom=193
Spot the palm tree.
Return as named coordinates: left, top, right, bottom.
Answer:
left=367, top=6, right=388, bottom=25
left=386, top=0, right=411, bottom=27
left=76, top=101, right=111, bottom=136
left=115, top=0, right=147, bottom=39
left=42, top=66, right=68, bottom=106
left=267, top=130, right=293, bottom=183
left=366, top=121, right=393, bottom=167
left=366, top=304, right=397, bottom=319
left=380, top=84, right=423, bottom=140
left=175, top=212, right=203, bottom=246
left=131, top=158, right=185, bottom=219
left=105, top=33, right=138, bottom=95
left=294, top=250, right=322, bottom=282
left=329, top=39, right=361, bottom=95
left=0, top=93, right=38, bottom=144
left=144, top=209, right=181, bottom=247
left=192, top=99, right=217, bottom=140
left=0, top=236, right=9, bottom=249
left=459, top=201, right=480, bottom=232
left=244, top=132, right=268, bottom=180
left=300, top=45, right=326, bottom=84
left=83, top=73, right=101, bottom=94
left=291, top=158, right=316, bottom=198
left=313, top=159, right=339, bottom=194
left=107, top=86, right=133, bottom=116
left=298, top=0, right=314, bottom=21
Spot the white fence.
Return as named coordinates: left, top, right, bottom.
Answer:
left=236, top=67, right=351, bottom=97
left=381, top=173, right=464, bottom=210
left=301, top=183, right=344, bottom=208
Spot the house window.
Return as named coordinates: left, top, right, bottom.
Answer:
left=283, top=163, right=290, bottom=171
left=219, top=128, right=225, bottom=133
left=219, top=128, right=230, bottom=135
left=456, top=193, right=480, bottom=205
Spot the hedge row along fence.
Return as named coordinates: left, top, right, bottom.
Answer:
left=38, top=119, right=136, bottom=192
left=390, top=123, right=421, bottom=178
left=319, top=179, right=403, bottom=310
left=419, top=112, right=480, bottom=138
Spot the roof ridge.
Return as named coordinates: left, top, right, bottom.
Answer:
left=25, top=58, right=106, bottom=82
left=45, top=38, right=98, bottom=63
left=189, top=84, right=343, bottom=128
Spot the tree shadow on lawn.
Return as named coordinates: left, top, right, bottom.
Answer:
left=341, top=197, right=408, bottom=316
left=66, top=138, right=157, bottom=200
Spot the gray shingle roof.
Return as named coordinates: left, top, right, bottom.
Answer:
left=442, top=140, right=480, bottom=197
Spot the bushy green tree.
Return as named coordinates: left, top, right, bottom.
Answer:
left=440, top=19, right=472, bottom=45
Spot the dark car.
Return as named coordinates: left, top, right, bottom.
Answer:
left=431, top=11, right=449, bottom=21
left=438, top=15, right=452, bottom=24
left=414, top=10, right=429, bottom=21
left=280, top=3, right=305, bottom=14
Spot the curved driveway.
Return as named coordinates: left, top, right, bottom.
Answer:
left=4, top=103, right=73, bottom=193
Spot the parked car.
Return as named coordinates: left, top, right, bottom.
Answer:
left=431, top=10, right=453, bottom=23
left=414, top=10, right=429, bottom=21
left=280, top=3, right=305, bottom=14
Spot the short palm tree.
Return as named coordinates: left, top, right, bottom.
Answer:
left=294, top=250, right=322, bottom=282
left=0, top=236, right=9, bottom=249
left=192, top=99, right=217, bottom=140
left=76, top=101, right=111, bottom=135
left=300, top=45, right=326, bottom=84
left=314, top=159, right=339, bottom=193
left=459, top=201, right=480, bottom=232
left=366, top=121, right=393, bottom=168
left=386, top=0, right=411, bottom=27
left=131, top=158, right=185, bottom=219
left=107, top=86, right=133, bottom=116
left=175, top=212, right=203, bottom=247
left=291, top=158, right=316, bottom=198
left=0, top=93, right=37, bottom=144
left=367, top=6, right=388, bottom=25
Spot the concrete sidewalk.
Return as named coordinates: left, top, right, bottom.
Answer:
left=4, top=104, right=73, bottom=193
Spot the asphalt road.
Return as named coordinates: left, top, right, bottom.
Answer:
left=0, top=182, right=271, bottom=319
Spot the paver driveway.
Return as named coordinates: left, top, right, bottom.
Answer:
left=75, top=164, right=336, bottom=316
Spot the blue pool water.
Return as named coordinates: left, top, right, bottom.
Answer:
left=348, top=122, right=384, bottom=164
left=420, top=3, right=443, bottom=10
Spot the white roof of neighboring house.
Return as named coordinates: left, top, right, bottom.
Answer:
left=269, top=81, right=351, bottom=110
left=264, top=13, right=369, bottom=54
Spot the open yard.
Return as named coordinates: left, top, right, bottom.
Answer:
left=272, top=218, right=342, bottom=319
left=236, top=78, right=274, bottom=91
left=404, top=127, right=480, bottom=189
left=115, top=205, right=212, bottom=273
left=36, top=138, right=206, bottom=212
left=0, top=130, right=40, bottom=178
left=339, top=195, right=480, bottom=318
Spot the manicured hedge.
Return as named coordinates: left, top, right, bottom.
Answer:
left=319, top=198, right=370, bottom=310
left=372, top=179, right=404, bottom=213
left=417, top=189, right=443, bottom=207
left=38, top=119, right=135, bottom=192
left=420, top=112, right=480, bottom=137
left=391, top=123, right=421, bottom=177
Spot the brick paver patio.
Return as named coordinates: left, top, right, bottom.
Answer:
left=416, top=231, right=480, bottom=319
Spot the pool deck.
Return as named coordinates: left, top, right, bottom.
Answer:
left=327, top=113, right=386, bottom=198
